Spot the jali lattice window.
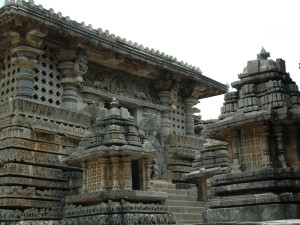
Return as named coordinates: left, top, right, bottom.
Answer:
left=0, top=54, right=18, bottom=102
left=169, top=97, right=185, bottom=135
left=87, top=160, right=101, bottom=192
left=239, top=129, right=263, bottom=171
left=33, top=48, right=63, bottom=106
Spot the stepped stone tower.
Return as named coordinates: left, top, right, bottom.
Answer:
left=62, top=98, right=176, bottom=224
left=0, top=1, right=226, bottom=224
left=203, top=48, right=300, bottom=224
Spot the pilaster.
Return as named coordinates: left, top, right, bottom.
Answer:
left=111, top=156, right=120, bottom=190
left=227, top=130, right=241, bottom=173
left=259, top=125, right=272, bottom=168
left=99, top=158, right=108, bottom=190
left=122, top=157, right=132, bottom=190
left=144, top=158, right=152, bottom=191
left=273, top=125, right=286, bottom=168
left=159, top=91, right=171, bottom=135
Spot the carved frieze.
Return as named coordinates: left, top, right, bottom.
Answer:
left=0, top=186, right=68, bottom=200
left=0, top=163, right=64, bottom=180
left=82, top=63, right=158, bottom=104
left=0, top=207, right=62, bottom=221
left=0, top=149, right=64, bottom=166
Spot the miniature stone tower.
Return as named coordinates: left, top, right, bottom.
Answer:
left=62, top=98, right=176, bottom=225
left=202, top=48, right=300, bottom=223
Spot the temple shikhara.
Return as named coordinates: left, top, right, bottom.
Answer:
left=0, top=1, right=299, bottom=225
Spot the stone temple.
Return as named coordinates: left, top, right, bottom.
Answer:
left=0, top=1, right=299, bottom=225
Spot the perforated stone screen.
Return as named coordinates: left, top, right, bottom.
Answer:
left=169, top=97, right=185, bottom=135
left=87, top=160, right=102, bottom=192
left=33, top=48, right=63, bottom=106
left=239, top=129, right=263, bottom=171
left=0, top=54, right=18, bottom=102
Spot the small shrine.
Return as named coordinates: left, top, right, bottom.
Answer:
left=202, top=48, right=300, bottom=223
left=62, top=98, right=176, bottom=224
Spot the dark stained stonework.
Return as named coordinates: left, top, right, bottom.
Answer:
left=0, top=1, right=227, bottom=224
left=201, top=48, right=300, bottom=224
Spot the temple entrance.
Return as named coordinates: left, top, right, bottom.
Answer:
left=131, top=160, right=140, bottom=190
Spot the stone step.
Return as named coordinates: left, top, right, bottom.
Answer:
left=167, top=194, right=198, bottom=201
left=172, top=212, right=203, bottom=223
left=152, top=187, right=197, bottom=196
left=176, top=221, right=202, bottom=225
left=169, top=206, right=205, bottom=214
left=167, top=200, right=204, bottom=207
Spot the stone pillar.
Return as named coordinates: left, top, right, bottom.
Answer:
left=259, top=125, right=272, bottom=168
left=159, top=91, right=171, bottom=135
left=11, top=46, right=43, bottom=98
left=184, top=97, right=198, bottom=135
left=123, top=157, right=132, bottom=190
left=99, top=158, right=108, bottom=190
left=81, top=162, right=88, bottom=193
left=274, top=125, right=286, bottom=168
left=58, top=62, right=82, bottom=110
left=144, top=158, right=152, bottom=190
left=227, top=130, right=241, bottom=173
left=111, top=156, right=120, bottom=190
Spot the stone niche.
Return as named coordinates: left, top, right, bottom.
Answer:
left=202, top=48, right=300, bottom=224
left=63, top=98, right=176, bottom=225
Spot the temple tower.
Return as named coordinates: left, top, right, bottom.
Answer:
left=202, top=48, right=300, bottom=223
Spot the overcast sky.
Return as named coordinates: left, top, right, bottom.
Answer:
left=1, top=0, right=299, bottom=119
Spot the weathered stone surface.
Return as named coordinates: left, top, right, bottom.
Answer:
left=201, top=49, right=300, bottom=224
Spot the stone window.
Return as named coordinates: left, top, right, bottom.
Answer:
left=0, top=54, right=18, bottom=102
left=87, top=160, right=102, bottom=192
left=239, top=129, right=263, bottom=171
left=32, top=47, right=63, bottom=106
left=169, top=97, right=185, bottom=135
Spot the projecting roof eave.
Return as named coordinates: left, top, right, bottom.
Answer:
left=0, top=2, right=228, bottom=97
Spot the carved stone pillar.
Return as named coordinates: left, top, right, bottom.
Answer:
left=227, top=130, right=240, bottom=173
left=111, top=156, right=120, bottom=190
left=81, top=162, right=88, bottom=193
left=11, top=46, right=43, bottom=98
left=184, top=97, right=198, bottom=135
left=144, top=158, right=152, bottom=190
left=58, top=62, right=82, bottom=110
left=259, top=125, right=272, bottom=168
left=274, top=125, right=286, bottom=168
left=99, top=158, right=108, bottom=190
left=58, top=48, right=87, bottom=110
left=123, top=157, right=132, bottom=190
left=159, top=91, right=171, bottom=135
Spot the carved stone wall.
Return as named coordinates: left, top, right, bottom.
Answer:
left=82, top=63, right=158, bottom=105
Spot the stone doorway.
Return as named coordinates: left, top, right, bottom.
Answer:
left=131, top=160, right=140, bottom=190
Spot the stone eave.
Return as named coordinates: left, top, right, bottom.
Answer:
left=66, top=144, right=155, bottom=166
left=65, top=190, right=168, bottom=204
left=203, top=110, right=274, bottom=139
left=204, top=107, right=300, bottom=140
left=0, top=1, right=227, bottom=98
